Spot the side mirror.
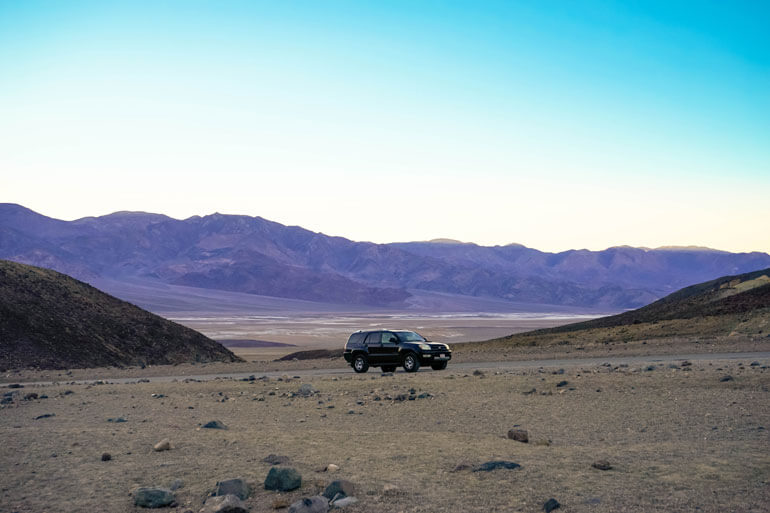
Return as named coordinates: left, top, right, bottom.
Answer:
left=389, top=337, right=398, bottom=343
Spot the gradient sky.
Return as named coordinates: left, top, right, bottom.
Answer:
left=1, top=1, right=768, bottom=253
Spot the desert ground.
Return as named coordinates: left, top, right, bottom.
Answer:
left=2, top=347, right=769, bottom=513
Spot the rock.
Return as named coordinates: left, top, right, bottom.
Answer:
left=101, top=452, right=112, bottom=461
left=107, top=417, right=128, bottom=423
left=216, top=478, right=250, bottom=500
left=556, top=380, right=568, bottom=388
left=325, top=463, right=339, bottom=473
left=199, top=494, right=249, bottom=513
left=323, top=479, right=356, bottom=500
left=750, top=361, right=760, bottom=367
left=6, top=383, right=23, bottom=388
left=720, top=375, right=734, bottom=382
left=473, top=370, right=485, bottom=376
left=202, top=420, right=227, bottom=429
left=473, top=461, right=521, bottom=472
left=450, top=462, right=474, bottom=472
left=508, top=429, right=529, bottom=443
left=153, top=438, right=171, bottom=451
left=272, top=498, right=290, bottom=509
left=382, top=484, right=399, bottom=495
left=35, top=413, right=55, bottom=420
left=297, top=384, right=316, bottom=397
left=331, top=496, right=358, bottom=508
left=24, top=392, right=38, bottom=400
left=134, top=487, right=175, bottom=508
left=543, top=498, right=561, bottom=512
left=169, top=478, right=184, bottom=490
left=265, top=467, right=302, bottom=491
left=288, top=496, right=328, bottom=513
left=263, top=454, right=290, bottom=465
left=592, top=460, right=612, bottom=470
left=680, top=360, right=692, bottom=367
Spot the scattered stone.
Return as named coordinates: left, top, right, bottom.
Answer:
left=101, top=452, right=112, bottom=461
left=543, top=498, right=561, bottom=512
left=533, top=439, right=552, bottom=447
left=288, top=496, right=328, bottom=513
left=325, top=463, right=339, bottom=473
left=331, top=496, right=358, bottom=508
left=272, top=498, right=290, bottom=509
left=153, top=438, right=172, bottom=452
left=592, top=460, right=612, bottom=471
left=202, top=420, right=227, bottom=429
left=417, top=392, right=432, bottom=399
left=750, top=361, right=760, bottom=367
left=645, top=365, right=656, bottom=371
left=555, top=369, right=565, bottom=375
left=216, top=478, right=250, bottom=500
left=720, top=375, right=734, bottom=382
left=6, top=383, right=23, bottom=388
left=134, top=487, right=175, bottom=508
left=508, top=429, right=529, bottom=443
left=473, top=370, right=485, bottom=376
left=523, top=388, right=537, bottom=395
left=169, top=478, right=184, bottom=491
left=24, top=392, right=38, bottom=400
left=297, top=384, right=316, bottom=397
left=380, top=372, right=394, bottom=377
left=680, top=361, right=692, bottom=367
left=199, top=494, right=248, bottom=513
left=35, top=413, right=55, bottom=420
left=263, top=454, right=290, bottom=465
left=107, top=417, right=128, bottom=423
left=382, top=484, right=399, bottom=495
left=555, top=381, right=568, bottom=388
left=323, top=479, right=355, bottom=500
left=473, top=461, right=521, bottom=472
left=265, top=467, right=302, bottom=491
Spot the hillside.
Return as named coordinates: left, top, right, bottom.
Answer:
left=2, top=203, right=770, bottom=310
left=0, top=260, right=242, bottom=370
left=471, top=268, right=770, bottom=349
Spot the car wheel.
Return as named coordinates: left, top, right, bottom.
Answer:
left=431, top=361, right=447, bottom=371
left=403, top=353, right=420, bottom=373
left=382, top=365, right=396, bottom=373
left=352, top=354, right=369, bottom=373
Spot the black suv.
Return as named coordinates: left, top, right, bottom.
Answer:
left=343, top=330, right=451, bottom=373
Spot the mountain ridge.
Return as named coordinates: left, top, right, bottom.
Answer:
left=2, top=203, right=769, bottom=310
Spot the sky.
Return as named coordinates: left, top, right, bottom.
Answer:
left=1, top=1, right=768, bottom=253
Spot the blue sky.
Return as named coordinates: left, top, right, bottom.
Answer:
left=1, top=1, right=768, bottom=252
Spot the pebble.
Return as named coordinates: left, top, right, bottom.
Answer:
left=101, top=452, right=112, bottom=461
left=508, top=429, right=529, bottom=443
left=543, top=498, right=561, bottom=512
left=288, top=496, right=328, bottom=513
left=215, top=478, right=250, bottom=500
left=326, top=463, right=339, bottom=473
left=592, top=460, right=612, bottom=471
left=473, top=461, right=521, bottom=472
left=202, top=420, right=227, bottom=429
left=263, top=454, right=290, bottom=465
left=265, top=467, right=302, bottom=491
left=199, top=494, right=248, bottom=513
left=153, top=438, right=171, bottom=451
left=323, top=479, right=355, bottom=500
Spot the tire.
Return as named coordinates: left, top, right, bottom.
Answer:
left=431, top=361, right=448, bottom=371
left=352, top=354, right=369, bottom=373
left=382, top=365, right=397, bottom=373
left=403, top=353, right=420, bottom=373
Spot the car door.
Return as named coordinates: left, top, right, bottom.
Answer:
left=364, top=331, right=383, bottom=364
left=379, top=331, right=400, bottom=364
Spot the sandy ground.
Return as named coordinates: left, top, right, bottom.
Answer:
left=1, top=353, right=768, bottom=512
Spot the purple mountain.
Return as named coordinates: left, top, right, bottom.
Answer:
left=2, top=203, right=769, bottom=309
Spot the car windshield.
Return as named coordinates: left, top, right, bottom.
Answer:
left=395, top=331, right=425, bottom=342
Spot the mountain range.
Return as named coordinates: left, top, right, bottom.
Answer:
left=2, top=203, right=769, bottom=310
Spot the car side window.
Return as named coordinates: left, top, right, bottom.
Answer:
left=381, top=332, right=398, bottom=345
left=364, top=332, right=381, bottom=346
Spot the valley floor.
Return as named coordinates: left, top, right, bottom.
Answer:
left=1, top=348, right=768, bottom=512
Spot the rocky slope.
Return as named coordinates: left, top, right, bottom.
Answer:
left=0, top=260, right=242, bottom=369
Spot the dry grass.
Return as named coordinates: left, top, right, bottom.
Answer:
left=1, top=357, right=769, bottom=512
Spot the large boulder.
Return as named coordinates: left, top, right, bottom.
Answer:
left=134, top=487, right=175, bottom=508
left=265, top=467, right=301, bottom=491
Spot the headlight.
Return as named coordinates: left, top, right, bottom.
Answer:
left=443, top=344, right=450, bottom=351
left=418, top=344, right=431, bottom=350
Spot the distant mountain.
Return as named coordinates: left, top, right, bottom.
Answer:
left=476, top=267, right=770, bottom=348
left=2, top=203, right=769, bottom=310
left=0, top=260, right=241, bottom=370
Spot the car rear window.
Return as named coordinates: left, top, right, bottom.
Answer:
left=347, top=332, right=366, bottom=346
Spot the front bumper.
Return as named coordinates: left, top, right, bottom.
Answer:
left=418, top=351, right=452, bottom=364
